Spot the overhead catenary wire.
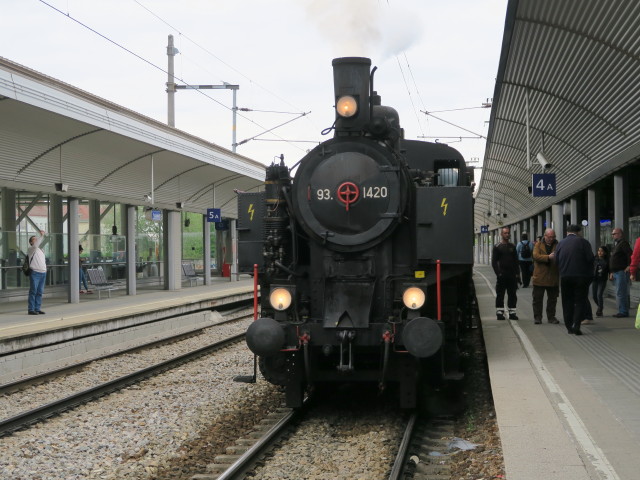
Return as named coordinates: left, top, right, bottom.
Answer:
left=236, top=112, right=310, bottom=147
left=132, top=0, right=305, bottom=114
left=37, top=0, right=308, bottom=152
left=421, top=110, right=487, bottom=139
left=395, top=55, right=425, bottom=138
left=428, top=105, right=492, bottom=113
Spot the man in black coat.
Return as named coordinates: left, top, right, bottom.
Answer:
left=608, top=228, right=632, bottom=317
left=491, top=227, right=521, bottom=320
left=555, top=224, right=595, bottom=335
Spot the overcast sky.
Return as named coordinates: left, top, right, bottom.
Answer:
left=3, top=0, right=508, bottom=170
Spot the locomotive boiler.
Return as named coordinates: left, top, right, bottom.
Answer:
left=237, top=57, right=474, bottom=408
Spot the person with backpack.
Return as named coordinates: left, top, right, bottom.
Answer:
left=516, top=232, right=534, bottom=287
left=591, top=246, right=610, bottom=317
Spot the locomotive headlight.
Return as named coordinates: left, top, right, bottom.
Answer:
left=270, top=288, right=292, bottom=311
left=336, top=95, right=358, bottom=118
left=402, top=287, right=425, bottom=310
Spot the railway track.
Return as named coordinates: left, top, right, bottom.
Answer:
left=392, top=415, right=458, bottom=479
left=211, top=403, right=305, bottom=480
left=0, top=302, right=253, bottom=393
left=197, top=403, right=458, bottom=480
left=0, top=332, right=245, bottom=437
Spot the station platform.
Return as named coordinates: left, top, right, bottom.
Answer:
left=474, top=263, right=640, bottom=480
left=0, top=277, right=255, bottom=384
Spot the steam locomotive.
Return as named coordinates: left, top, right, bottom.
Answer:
left=237, top=57, right=474, bottom=408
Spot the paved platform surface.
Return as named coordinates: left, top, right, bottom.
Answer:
left=474, top=264, right=640, bottom=480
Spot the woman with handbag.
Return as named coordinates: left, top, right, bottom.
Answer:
left=27, top=232, right=47, bottom=315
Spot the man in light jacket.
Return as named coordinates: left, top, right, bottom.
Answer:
left=532, top=229, right=559, bottom=325
left=27, top=231, right=47, bottom=315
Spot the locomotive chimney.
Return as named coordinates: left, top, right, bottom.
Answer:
left=332, top=57, right=371, bottom=135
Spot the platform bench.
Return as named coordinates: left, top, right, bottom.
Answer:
left=182, top=262, right=203, bottom=287
left=87, top=268, right=123, bottom=299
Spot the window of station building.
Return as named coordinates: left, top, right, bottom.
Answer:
left=181, top=211, right=205, bottom=279
left=597, top=178, right=615, bottom=249
left=136, top=206, right=163, bottom=290
left=628, top=161, right=640, bottom=245
left=0, top=190, right=52, bottom=292
left=629, top=215, right=640, bottom=246
left=209, top=221, right=218, bottom=273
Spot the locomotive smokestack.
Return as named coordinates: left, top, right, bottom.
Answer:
left=332, top=57, right=371, bottom=135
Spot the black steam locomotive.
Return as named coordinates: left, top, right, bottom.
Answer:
left=237, top=57, right=474, bottom=408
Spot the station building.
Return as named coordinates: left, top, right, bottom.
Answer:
left=474, top=0, right=640, bottom=305
left=0, top=57, right=265, bottom=305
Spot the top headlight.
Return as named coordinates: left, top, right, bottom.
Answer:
left=402, top=287, right=425, bottom=310
left=336, top=95, right=358, bottom=118
left=269, top=288, right=292, bottom=311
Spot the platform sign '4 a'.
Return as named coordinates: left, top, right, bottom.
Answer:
left=532, top=173, right=556, bottom=197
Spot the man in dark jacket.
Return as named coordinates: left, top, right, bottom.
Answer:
left=555, top=224, right=594, bottom=335
left=608, top=228, right=632, bottom=317
left=491, top=227, right=521, bottom=320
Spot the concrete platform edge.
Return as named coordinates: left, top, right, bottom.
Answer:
left=474, top=268, right=601, bottom=480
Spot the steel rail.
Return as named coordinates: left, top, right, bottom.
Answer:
left=0, top=305, right=253, bottom=393
left=216, top=398, right=308, bottom=480
left=0, top=333, right=244, bottom=437
left=388, top=413, right=418, bottom=480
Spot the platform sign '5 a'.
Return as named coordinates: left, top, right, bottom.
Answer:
left=207, top=208, right=221, bottom=222
left=532, top=173, right=556, bottom=197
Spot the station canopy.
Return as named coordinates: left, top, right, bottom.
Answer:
left=0, top=57, right=265, bottom=218
left=476, top=0, right=640, bottom=230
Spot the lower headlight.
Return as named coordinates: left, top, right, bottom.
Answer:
left=402, top=287, right=425, bottom=310
left=270, top=288, right=292, bottom=311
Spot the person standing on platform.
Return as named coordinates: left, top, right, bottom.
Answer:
left=27, top=231, right=47, bottom=315
left=609, top=228, right=632, bottom=317
left=516, top=232, right=534, bottom=288
left=79, top=245, right=92, bottom=294
left=532, top=228, right=560, bottom=325
left=592, top=246, right=610, bottom=317
left=491, top=226, right=521, bottom=320
left=555, top=224, right=595, bottom=335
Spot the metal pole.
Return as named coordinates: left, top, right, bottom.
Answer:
left=176, top=83, right=239, bottom=151
left=232, top=88, right=237, bottom=152
left=167, top=35, right=177, bottom=127
left=436, top=259, right=442, bottom=321
left=525, top=89, right=530, bottom=171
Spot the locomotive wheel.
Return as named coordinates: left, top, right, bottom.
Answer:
left=258, top=353, right=289, bottom=386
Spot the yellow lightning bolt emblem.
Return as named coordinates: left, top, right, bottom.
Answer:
left=441, top=197, right=448, bottom=216
left=248, top=203, right=255, bottom=221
